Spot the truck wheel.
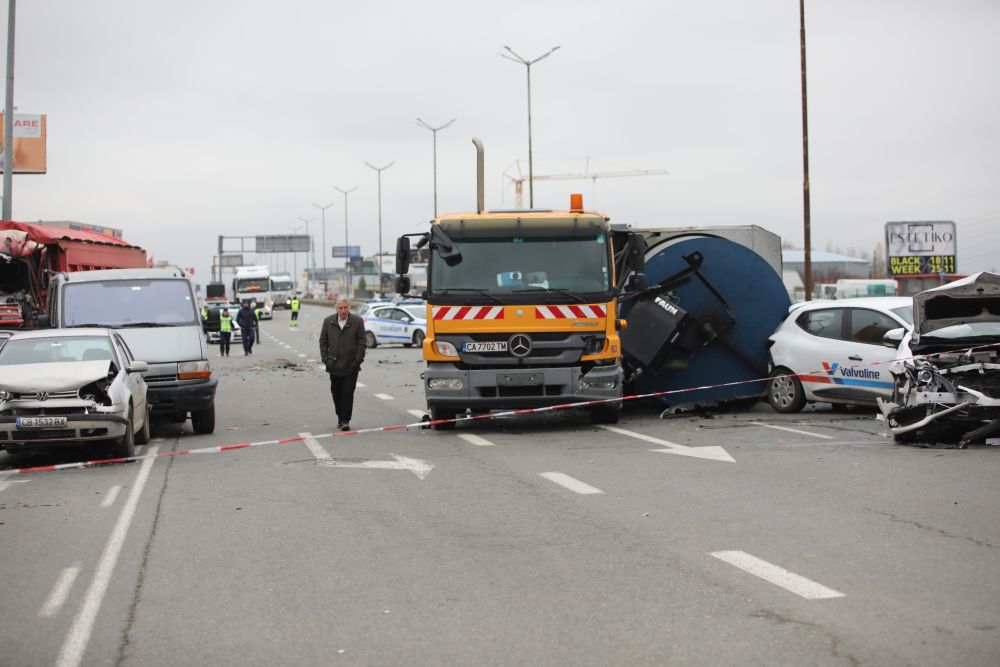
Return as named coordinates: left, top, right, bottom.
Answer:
left=365, top=331, right=378, bottom=349
left=135, top=404, right=151, bottom=445
left=112, top=405, right=136, bottom=458
left=191, top=405, right=216, bottom=434
left=430, top=406, right=456, bottom=430
left=767, top=366, right=806, bottom=413
left=590, top=403, right=621, bottom=424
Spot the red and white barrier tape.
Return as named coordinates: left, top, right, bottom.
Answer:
left=6, top=342, right=998, bottom=476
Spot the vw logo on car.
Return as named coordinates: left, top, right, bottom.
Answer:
left=508, top=333, right=532, bottom=358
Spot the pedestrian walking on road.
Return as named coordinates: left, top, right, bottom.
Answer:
left=290, top=295, right=301, bottom=328
left=219, top=308, right=233, bottom=357
left=236, top=300, right=258, bottom=355
left=319, top=298, right=366, bottom=431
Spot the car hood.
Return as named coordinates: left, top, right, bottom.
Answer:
left=913, top=271, right=1000, bottom=334
left=0, top=360, right=112, bottom=393
left=115, top=325, right=204, bottom=363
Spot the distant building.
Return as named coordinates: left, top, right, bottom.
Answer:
left=32, top=220, right=124, bottom=240
left=782, top=249, right=870, bottom=282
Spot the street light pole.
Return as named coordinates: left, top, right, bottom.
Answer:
left=501, top=45, right=559, bottom=209
left=364, top=160, right=394, bottom=296
left=3, top=0, right=17, bottom=220
left=334, top=185, right=358, bottom=299
left=287, top=224, right=303, bottom=290
left=314, top=201, right=334, bottom=295
left=415, top=118, right=456, bottom=217
left=298, top=215, right=316, bottom=290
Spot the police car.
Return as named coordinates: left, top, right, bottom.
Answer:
left=362, top=302, right=427, bottom=348
left=767, top=297, right=913, bottom=412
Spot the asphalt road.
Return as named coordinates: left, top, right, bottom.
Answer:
left=1, top=304, right=998, bottom=666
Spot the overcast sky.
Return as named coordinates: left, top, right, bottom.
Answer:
left=3, top=0, right=998, bottom=284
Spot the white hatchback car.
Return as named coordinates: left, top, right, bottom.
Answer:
left=0, top=328, right=150, bottom=457
left=362, top=303, right=428, bottom=348
left=767, top=297, right=913, bottom=413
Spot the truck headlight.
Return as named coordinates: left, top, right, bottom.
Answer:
left=178, top=360, right=212, bottom=380
left=434, top=341, right=459, bottom=357
left=581, top=378, right=616, bottom=390
left=428, top=378, right=464, bottom=390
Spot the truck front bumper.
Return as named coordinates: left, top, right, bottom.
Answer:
left=424, top=362, right=623, bottom=410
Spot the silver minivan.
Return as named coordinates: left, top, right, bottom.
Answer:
left=46, top=267, right=217, bottom=433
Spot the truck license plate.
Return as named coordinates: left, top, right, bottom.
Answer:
left=16, top=416, right=68, bottom=428
left=463, top=341, right=507, bottom=353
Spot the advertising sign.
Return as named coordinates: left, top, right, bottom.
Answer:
left=0, top=113, right=47, bottom=174
left=332, top=245, right=361, bottom=258
left=885, top=221, right=957, bottom=276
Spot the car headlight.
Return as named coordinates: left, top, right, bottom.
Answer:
left=178, top=360, right=212, bottom=380
left=917, top=369, right=934, bottom=384
left=434, top=341, right=459, bottom=357
left=0, top=389, right=9, bottom=401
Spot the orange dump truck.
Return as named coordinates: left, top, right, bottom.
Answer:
left=0, top=221, right=147, bottom=328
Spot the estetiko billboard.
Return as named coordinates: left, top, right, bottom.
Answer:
left=885, top=221, right=957, bottom=276
left=0, top=113, right=47, bottom=173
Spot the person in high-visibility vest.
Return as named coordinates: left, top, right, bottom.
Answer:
left=219, top=308, right=233, bottom=357
left=290, top=296, right=301, bottom=328
left=252, top=300, right=262, bottom=345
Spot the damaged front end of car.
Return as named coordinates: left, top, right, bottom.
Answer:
left=878, top=272, right=1000, bottom=446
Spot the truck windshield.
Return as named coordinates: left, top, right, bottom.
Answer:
left=236, top=278, right=269, bottom=292
left=430, top=235, right=611, bottom=304
left=271, top=279, right=293, bottom=291
left=62, top=280, right=198, bottom=327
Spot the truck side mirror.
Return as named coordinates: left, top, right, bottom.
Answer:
left=395, top=237, right=411, bottom=275
left=628, top=274, right=647, bottom=291
left=628, top=234, right=646, bottom=274
left=395, top=276, right=411, bottom=295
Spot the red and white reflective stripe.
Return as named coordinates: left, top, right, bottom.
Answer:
left=535, top=304, right=607, bottom=319
left=432, top=306, right=505, bottom=321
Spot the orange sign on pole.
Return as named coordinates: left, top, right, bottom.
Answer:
left=0, top=113, right=47, bottom=174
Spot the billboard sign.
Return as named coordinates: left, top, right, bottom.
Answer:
left=332, top=245, right=361, bottom=258
left=0, top=113, right=47, bottom=174
left=885, top=221, right=957, bottom=276
left=256, top=235, right=310, bottom=253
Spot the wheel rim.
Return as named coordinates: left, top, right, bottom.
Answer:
left=769, top=376, right=797, bottom=409
left=366, top=332, right=376, bottom=347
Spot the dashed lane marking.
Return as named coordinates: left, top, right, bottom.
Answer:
left=407, top=409, right=427, bottom=419
left=99, top=485, right=121, bottom=508
left=357, top=382, right=366, bottom=388
left=710, top=550, right=845, bottom=600
left=753, top=423, right=835, bottom=440
left=39, top=565, right=80, bottom=618
left=300, top=432, right=330, bottom=461
left=0, top=470, right=29, bottom=493
left=374, top=393, right=394, bottom=400
left=458, top=433, right=495, bottom=447
left=539, top=472, right=604, bottom=495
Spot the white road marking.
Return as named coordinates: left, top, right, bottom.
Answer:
left=710, top=550, right=845, bottom=600
left=39, top=565, right=81, bottom=618
left=319, top=454, right=434, bottom=479
left=56, top=446, right=160, bottom=667
left=458, top=433, right=495, bottom=447
left=539, top=472, right=604, bottom=495
left=99, top=485, right=121, bottom=508
left=598, top=425, right=735, bottom=462
left=356, top=382, right=366, bottom=388
left=300, top=432, right=330, bottom=460
left=0, top=470, right=29, bottom=493
left=753, top=423, right=835, bottom=440
left=407, top=409, right=427, bottom=419
left=297, top=353, right=307, bottom=358
left=374, top=393, right=394, bottom=400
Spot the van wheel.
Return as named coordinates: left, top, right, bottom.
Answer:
left=365, top=331, right=378, bottom=348
left=767, top=366, right=806, bottom=413
left=112, top=405, right=136, bottom=458
left=135, top=404, right=151, bottom=445
left=430, top=406, right=456, bottom=430
left=191, top=405, right=216, bottom=434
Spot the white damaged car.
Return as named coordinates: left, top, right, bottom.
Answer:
left=878, top=272, right=1000, bottom=446
left=0, top=328, right=150, bottom=458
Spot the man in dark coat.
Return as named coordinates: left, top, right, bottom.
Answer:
left=319, top=298, right=367, bottom=431
left=235, top=300, right=258, bottom=356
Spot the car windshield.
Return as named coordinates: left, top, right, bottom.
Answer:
left=921, top=321, right=1000, bottom=340
left=891, top=306, right=914, bottom=325
left=63, top=279, right=197, bottom=327
left=0, top=336, right=115, bottom=365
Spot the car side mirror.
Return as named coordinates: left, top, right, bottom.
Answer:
left=128, top=360, right=149, bottom=374
left=882, top=327, right=905, bottom=348
left=401, top=315, right=413, bottom=323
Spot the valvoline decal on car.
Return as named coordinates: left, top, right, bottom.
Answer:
left=798, top=362, right=893, bottom=389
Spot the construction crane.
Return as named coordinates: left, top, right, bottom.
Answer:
left=502, top=160, right=669, bottom=209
